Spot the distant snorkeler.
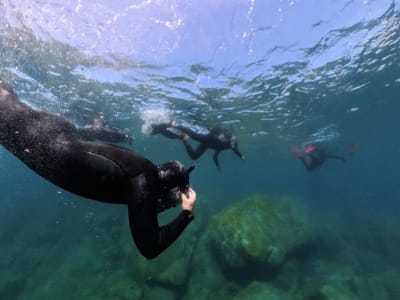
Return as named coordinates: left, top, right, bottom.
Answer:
left=76, top=125, right=133, bottom=144
left=150, top=121, right=245, bottom=171
left=292, top=142, right=358, bottom=171
left=76, top=114, right=133, bottom=144
left=0, top=79, right=197, bottom=259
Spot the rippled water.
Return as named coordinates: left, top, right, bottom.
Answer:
left=1, top=1, right=400, bottom=299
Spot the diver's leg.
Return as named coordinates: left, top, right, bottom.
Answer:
left=151, top=123, right=183, bottom=140
left=299, top=156, right=312, bottom=171
left=151, top=123, right=167, bottom=134
left=182, top=141, right=207, bottom=160
left=160, top=129, right=184, bottom=140
left=325, top=154, right=346, bottom=162
left=174, top=125, right=206, bottom=141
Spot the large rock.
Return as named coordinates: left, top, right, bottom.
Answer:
left=208, top=194, right=315, bottom=269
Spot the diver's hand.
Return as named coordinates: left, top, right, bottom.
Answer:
left=181, top=187, right=196, bottom=212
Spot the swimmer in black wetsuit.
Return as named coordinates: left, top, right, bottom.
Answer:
left=0, top=79, right=196, bottom=259
left=77, top=126, right=133, bottom=144
left=292, top=143, right=346, bottom=171
left=77, top=115, right=133, bottom=144
left=151, top=122, right=245, bottom=170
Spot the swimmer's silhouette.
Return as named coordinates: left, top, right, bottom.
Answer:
left=292, top=143, right=353, bottom=171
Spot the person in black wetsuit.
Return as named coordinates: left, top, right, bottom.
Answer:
left=151, top=122, right=245, bottom=170
left=76, top=126, right=133, bottom=144
left=76, top=114, right=134, bottom=144
left=0, top=79, right=196, bottom=259
left=292, top=143, right=346, bottom=171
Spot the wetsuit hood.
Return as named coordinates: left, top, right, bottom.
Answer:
left=157, top=161, right=193, bottom=192
left=155, top=161, right=195, bottom=213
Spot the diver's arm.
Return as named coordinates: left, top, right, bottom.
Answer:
left=213, top=150, right=222, bottom=171
left=127, top=173, right=194, bottom=259
left=232, top=147, right=245, bottom=160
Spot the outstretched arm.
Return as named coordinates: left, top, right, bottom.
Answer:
left=127, top=173, right=195, bottom=259
left=232, top=147, right=245, bottom=160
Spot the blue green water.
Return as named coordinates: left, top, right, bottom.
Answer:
left=1, top=0, right=400, bottom=299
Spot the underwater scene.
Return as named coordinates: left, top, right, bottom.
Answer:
left=1, top=0, right=400, bottom=299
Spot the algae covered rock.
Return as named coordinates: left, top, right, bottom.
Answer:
left=208, top=194, right=314, bottom=268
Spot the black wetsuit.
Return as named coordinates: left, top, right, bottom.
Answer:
left=152, top=123, right=245, bottom=170
left=151, top=123, right=183, bottom=140
left=77, top=127, right=133, bottom=144
left=0, top=79, right=194, bottom=259
left=299, top=146, right=346, bottom=171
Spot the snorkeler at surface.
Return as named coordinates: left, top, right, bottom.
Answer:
left=151, top=121, right=245, bottom=171
left=0, top=79, right=196, bottom=259
left=292, top=143, right=348, bottom=171
left=76, top=126, right=133, bottom=144
left=76, top=114, right=133, bottom=144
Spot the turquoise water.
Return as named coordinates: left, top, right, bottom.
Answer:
left=1, top=1, right=400, bottom=299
